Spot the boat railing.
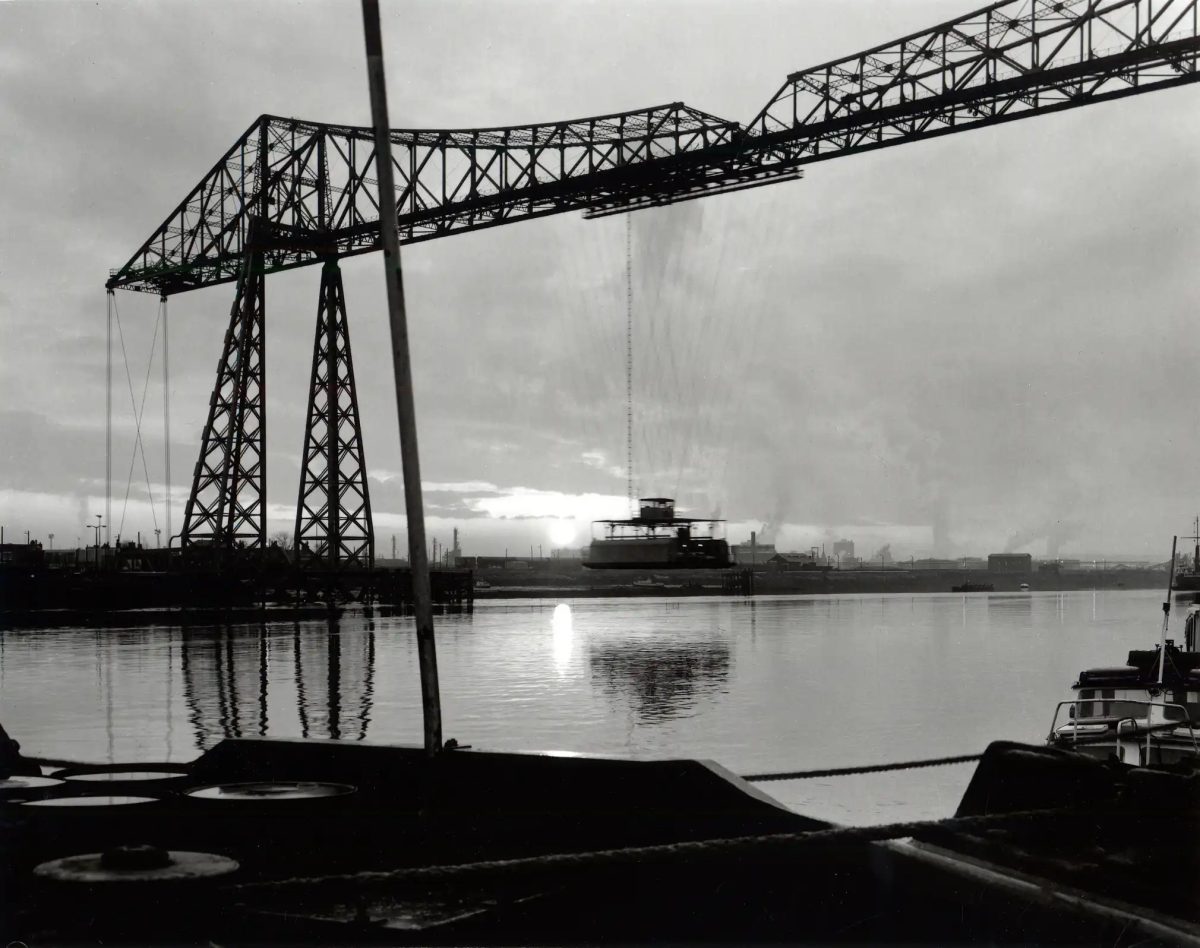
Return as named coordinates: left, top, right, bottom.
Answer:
left=1047, top=699, right=1197, bottom=750
left=1114, top=710, right=1199, bottom=759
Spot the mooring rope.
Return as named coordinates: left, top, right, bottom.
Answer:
left=26, top=719, right=1192, bottom=779
left=230, top=807, right=1064, bottom=892
left=740, top=719, right=1198, bottom=782
left=741, top=753, right=983, bottom=782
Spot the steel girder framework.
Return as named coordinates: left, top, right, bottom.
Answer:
left=107, top=104, right=749, bottom=296
left=109, top=0, right=1199, bottom=554
left=294, top=260, right=374, bottom=569
left=746, top=0, right=1200, bottom=164
left=179, top=248, right=267, bottom=549
left=107, top=0, right=1199, bottom=297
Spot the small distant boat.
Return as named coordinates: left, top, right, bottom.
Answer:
left=1019, top=583, right=1031, bottom=591
left=951, top=581, right=993, bottom=593
left=1172, top=516, right=1200, bottom=597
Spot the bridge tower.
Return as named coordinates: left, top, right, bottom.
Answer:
left=293, top=259, right=374, bottom=568
left=179, top=244, right=268, bottom=551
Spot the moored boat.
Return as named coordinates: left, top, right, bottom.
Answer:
left=1048, top=556, right=1200, bottom=767
left=951, top=581, right=994, bottom=593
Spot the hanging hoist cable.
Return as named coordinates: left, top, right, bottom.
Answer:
left=626, top=212, right=634, bottom=514
left=705, top=191, right=791, bottom=517
left=558, top=215, right=624, bottom=494
left=112, top=294, right=160, bottom=540
left=629, top=197, right=768, bottom=518
left=161, top=295, right=171, bottom=547
left=106, top=292, right=113, bottom=547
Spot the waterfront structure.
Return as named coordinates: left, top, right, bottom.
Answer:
left=102, top=0, right=1200, bottom=567
left=988, top=553, right=1033, bottom=572
left=913, top=558, right=959, bottom=570
left=730, top=541, right=776, bottom=566
left=587, top=498, right=731, bottom=570
left=769, top=552, right=823, bottom=571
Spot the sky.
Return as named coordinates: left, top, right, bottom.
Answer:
left=1, top=0, right=1198, bottom=561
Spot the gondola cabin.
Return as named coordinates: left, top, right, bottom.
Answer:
left=585, top=498, right=732, bottom=569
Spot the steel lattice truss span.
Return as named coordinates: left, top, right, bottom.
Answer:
left=747, top=0, right=1200, bottom=159
left=110, top=105, right=748, bottom=295
left=109, top=0, right=1200, bottom=297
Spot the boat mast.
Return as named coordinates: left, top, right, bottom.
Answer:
left=361, top=0, right=443, bottom=754
left=1157, top=535, right=1178, bottom=686
left=1193, top=515, right=1198, bottom=571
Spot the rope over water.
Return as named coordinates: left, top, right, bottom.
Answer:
left=230, top=807, right=1065, bottom=892
left=740, top=718, right=1196, bottom=782
left=742, top=753, right=983, bottom=782
left=28, top=720, right=1190, bottom=777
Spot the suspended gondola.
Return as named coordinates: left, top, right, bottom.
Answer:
left=585, top=498, right=732, bottom=570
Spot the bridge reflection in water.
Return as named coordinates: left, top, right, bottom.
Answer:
left=180, top=619, right=376, bottom=751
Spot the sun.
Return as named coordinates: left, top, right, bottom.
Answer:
left=548, top=520, right=577, bottom=548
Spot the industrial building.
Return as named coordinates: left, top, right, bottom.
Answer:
left=988, top=553, right=1033, bottom=573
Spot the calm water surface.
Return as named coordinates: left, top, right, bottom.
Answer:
left=0, top=590, right=1172, bottom=824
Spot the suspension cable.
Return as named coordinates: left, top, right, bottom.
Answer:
left=112, top=295, right=160, bottom=538
left=161, top=295, right=172, bottom=547
left=625, top=213, right=634, bottom=514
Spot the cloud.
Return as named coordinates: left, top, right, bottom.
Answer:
left=469, top=488, right=627, bottom=522
left=421, top=480, right=501, bottom=494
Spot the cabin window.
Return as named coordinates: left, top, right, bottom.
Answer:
left=1163, top=691, right=1187, bottom=721
left=1107, top=700, right=1147, bottom=719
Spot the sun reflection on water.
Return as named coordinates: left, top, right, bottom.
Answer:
left=551, top=602, right=574, bottom=674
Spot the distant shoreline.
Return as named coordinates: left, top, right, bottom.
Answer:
left=472, top=567, right=1168, bottom=599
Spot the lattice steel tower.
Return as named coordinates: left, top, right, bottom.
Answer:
left=294, top=260, right=374, bottom=568
left=179, top=244, right=268, bottom=550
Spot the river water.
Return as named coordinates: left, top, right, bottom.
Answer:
left=0, top=590, right=1173, bottom=825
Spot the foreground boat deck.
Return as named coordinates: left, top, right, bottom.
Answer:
left=1, top=738, right=1197, bottom=944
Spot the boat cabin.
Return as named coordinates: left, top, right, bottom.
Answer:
left=1048, top=634, right=1200, bottom=767
left=585, top=498, right=732, bottom=570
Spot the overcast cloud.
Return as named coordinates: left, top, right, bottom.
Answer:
left=1, top=0, right=1198, bottom=559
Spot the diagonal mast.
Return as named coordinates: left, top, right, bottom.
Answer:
left=361, top=0, right=442, bottom=755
